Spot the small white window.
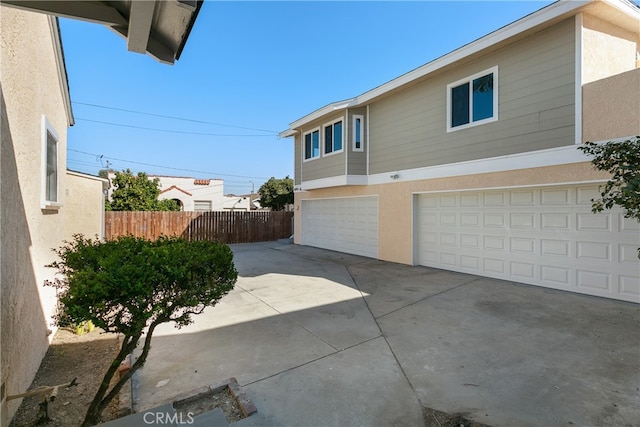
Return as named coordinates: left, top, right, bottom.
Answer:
left=447, top=66, right=498, bottom=132
left=352, top=115, right=364, bottom=152
left=323, top=119, right=343, bottom=155
left=194, top=200, right=212, bottom=212
left=41, top=116, right=62, bottom=209
left=303, top=128, right=320, bottom=161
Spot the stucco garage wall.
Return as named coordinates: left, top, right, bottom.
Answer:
left=1, top=9, right=71, bottom=425
left=64, top=171, right=107, bottom=240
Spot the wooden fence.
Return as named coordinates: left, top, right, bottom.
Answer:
left=105, top=211, right=294, bottom=244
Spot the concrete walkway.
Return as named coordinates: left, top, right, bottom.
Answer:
left=129, top=240, right=640, bottom=426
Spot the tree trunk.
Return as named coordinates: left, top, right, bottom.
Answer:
left=82, top=321, right=162, bottom=426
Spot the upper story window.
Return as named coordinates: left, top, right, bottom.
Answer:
left=447, top=66, right=498, bottom=132
left=304, top=129, right=320, bottom=161
left=353, top=115, right=364, bottom=152
left=323, top=119, right=343, bottom=155
left=41, top=116, right=61, bottom=209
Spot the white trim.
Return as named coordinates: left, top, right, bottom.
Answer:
left=66, top=170, right=109, bottom=183
left=298, top=175, right=368, bottom=190
left=352, top=114, right=365, bottom=152
left=575, top=13, right=583, bottom=145
left=446, top=66, right=499, bottom=132
left=41, top=115, right=63, bottom=210
left=298, top=194, right=377, bottom=202
left=48, top=16, right=74, bottom=126
left=302, top=127, right=321, bottom=162
left=322, top=118, right=345, bottom=157
left=411, top=179, right=608, bottom=196
left=368, top=144, right=590, bottom=185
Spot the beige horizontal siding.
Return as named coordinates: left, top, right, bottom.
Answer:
left=294, top=135, right=302, bottom=185
left=370, top=17, right=576, bottom=174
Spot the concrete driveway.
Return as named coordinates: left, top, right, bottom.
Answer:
left=130, top=240, right=640, bottom=426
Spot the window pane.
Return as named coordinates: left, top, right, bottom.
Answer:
left=325, top=125, right=333, bottom=154
left=451, top=82, right=469, bottom=127
left=334, top=121, right=342, bottom=151
left=355, top=118, right=361, bottom=149
left=473, top=73, right=493, bottom=121
left=46, top=131, right=57, bottom=202
left=305, top=133, right=312, bottom=159
left=312, top=130, right=319, bottom=157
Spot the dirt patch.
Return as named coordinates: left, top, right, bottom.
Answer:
left=423, top=406, right=491, bottom=427
left=174, top=386, right=244, bottom=423
left=9, top=328, right=121, bottom=427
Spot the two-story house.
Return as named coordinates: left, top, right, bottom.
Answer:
left=280, top=0, right=640, bottom=303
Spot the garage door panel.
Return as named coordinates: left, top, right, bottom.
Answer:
left=302, top=197, right=378, bottom=258
left=418, top=185, right=640, bottom=303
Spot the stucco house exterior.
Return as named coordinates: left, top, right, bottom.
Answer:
left=0, top=2, right=202, bottom=424
left=280, top=0, right=640, bottom=303
left=107, top=173, right=225, bottom=211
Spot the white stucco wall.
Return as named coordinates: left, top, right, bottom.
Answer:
left=1, top=9, right=73, bottom=425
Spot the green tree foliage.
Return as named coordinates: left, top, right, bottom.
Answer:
left=46, top=235, right=238, bottom=426
left=258, top=176, right=294, bottom=211
left=579, top=136, right=640, bottom=257
left=106, top=169, right=179, bottom=211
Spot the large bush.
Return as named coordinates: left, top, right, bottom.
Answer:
left=46, top=235, right=237, bottom=426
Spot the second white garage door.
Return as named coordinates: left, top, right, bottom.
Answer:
left=301, top=196, right=378, bottom=258
left=417, top=185, right=639, bottom=303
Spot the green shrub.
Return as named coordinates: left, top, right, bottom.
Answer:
left=46, top=235, right=237, bottom=426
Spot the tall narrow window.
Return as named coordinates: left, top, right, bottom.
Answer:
left=447, top=66, right=498, bottom=131
left=323, top=119, right=343, bottom=155
left=46, top=131, right=58, bottom=203
left=304, top=129, right=320, bottom=160
left=42, top=116, right=61, bottom=209
left=353, top=115, right=364, bottom=152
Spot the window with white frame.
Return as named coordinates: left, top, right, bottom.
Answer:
left=352, top=115, right=364, bottom=151
left=323, top=119, right=343, bottom=155
left=304, top=129, right=320, bottom=160
left=41, top=116, right=61, bottom=209
left=194, top=200, right=212, bottom=212
left=447, top=66, right=498, bottom=131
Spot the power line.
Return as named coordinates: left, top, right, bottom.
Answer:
left=68, top=148, right=270, bottom=180
left=75, top=118, right=277, bottom=137
left=72, top=101, right=279, bottom=134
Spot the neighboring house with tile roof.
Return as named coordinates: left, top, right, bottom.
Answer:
left=107, top=173, right=225, bottom=211
left=280, top=0, right=640, bottom=303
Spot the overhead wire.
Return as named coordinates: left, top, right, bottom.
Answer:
left=72, top=101, right=280, bottom=134
left=68, top=148, right=270, bottom=180
left=75, top=118, right=278, bottom=137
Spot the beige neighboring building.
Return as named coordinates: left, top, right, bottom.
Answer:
left=280, top=0, right=640, bottom=303
left=0, top=1, right=203, bottom=424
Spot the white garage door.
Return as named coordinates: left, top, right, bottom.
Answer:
left=302, top=197, right=378, bottom=258
left=417, top=185, right=639, bottom=303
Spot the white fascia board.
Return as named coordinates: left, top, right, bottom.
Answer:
left=299, top=175, right=367, bottom=191
left=66, top=170, right=109, bottom=183
left=367, top=145, right=591, bottom=185
left=356, top=1, right=589, bottom=105
left=48, top=16, right=74, bottom=126
left=285, top=0, right=591, bottom=135
left=279, top=129, right=297, bottom=138
left=286, top=98, right=357, bottom=132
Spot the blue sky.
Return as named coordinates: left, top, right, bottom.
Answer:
left=62, top=1, right=552, bottom=195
